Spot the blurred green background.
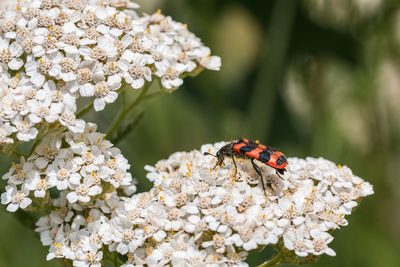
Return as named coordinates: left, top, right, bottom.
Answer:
left=1, top=0, right=400, bottom=266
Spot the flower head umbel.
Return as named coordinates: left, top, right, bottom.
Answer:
left=0, top=0, right=221, bottom=144
left=129, top=142, right=373, bottom=264
left=1, top=122, right=135, bottom=212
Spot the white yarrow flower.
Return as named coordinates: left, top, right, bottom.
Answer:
left=1, top=185, right=32, bottom=212
left=0, top=0, right=220, bottom=145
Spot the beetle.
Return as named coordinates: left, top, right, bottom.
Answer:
left=204, top=138, right=287, bottom=194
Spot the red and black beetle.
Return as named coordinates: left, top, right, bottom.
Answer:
left=204, top=138, right=287, bottom=193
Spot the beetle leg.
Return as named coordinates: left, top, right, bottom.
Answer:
left=275, top=168, right=285, bottom=179
left=204, top=152, right=220, bottom=170
left=251, top=159, right=266, bottom=196
left=212, top=162, right=219, bottom=169
left=231, top=155, right=238, bottom=176
left=251, top=159, right=262, bottom=176
left=213, top=156, right=224, bottom=170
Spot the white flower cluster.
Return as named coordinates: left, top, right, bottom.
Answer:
left=35, top=191, right=122, bottom=267
left=137, top=142, right=373, bottom=263
left=31, top=141, right=373, bottom=266
left=1, top=122, right=135, bottom=212
left=35, top=186, right=249, bottom=267
left=0, top=0, right=221, bottom=145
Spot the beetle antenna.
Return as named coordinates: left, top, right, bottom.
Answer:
left=203, top=152, right=217, bottom=158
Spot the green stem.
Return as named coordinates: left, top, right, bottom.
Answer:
left=7, top=149, right=25, bottom=158
left=76, top=101, right=94, bottom=118
left=8, top=141, right=18, bottom=154
left=143, top=90, right=163, bottom=100
left=113, top=251, right=123, bottom=266
left=29, top=137, right=41, bottom=156
left=105, top=81, right=154, bottom=140
left=11, top=148, right=27, bottom=158
left=257, top=245, right=315, bottom=267
left=28, top=120, right=70, bottom=156
left=103, top=249, right=123, bottom=267
left=103, top=250, right=113, bottom=264
left=111, top=111, right=144, bottom=145
left=113, top=252, right=118, bottom=266
left=61, top=259, right=73, bottom=267
left=1, top=140, right=18, bottom=156
left=256, top=251, right=284, bottom=267
left=76, top=82, right=132, bottom=118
